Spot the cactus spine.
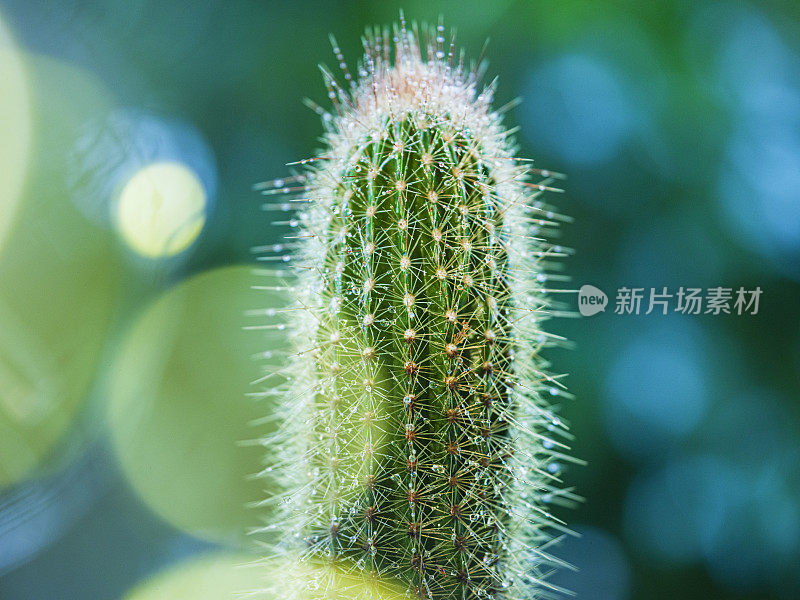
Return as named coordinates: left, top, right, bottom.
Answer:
left=259, top=17, right=576, bottom=600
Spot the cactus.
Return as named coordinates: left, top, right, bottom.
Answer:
left=257, top=17, right=577, bottom=600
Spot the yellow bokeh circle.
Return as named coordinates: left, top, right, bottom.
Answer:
left=114, top=161, right=206, bottom=258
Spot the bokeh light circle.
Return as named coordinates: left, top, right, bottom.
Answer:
left=108, top=265, right=290, bottom=545
left=67, top=109, right=218, bottom=231
left=123, top=552, right=409, bottom=600
left=525, top=53, right=638, bottom=167
left=625, top=444, right=800, bottom=593
left=123, top=552, right=265, bottom=600
left=114, top=161, right=206, bottom=258
left=0, top=11, right=32, bottom=256
left=687, top=4, right=800, bottom=280
left=0, top=54, right=120, bottom=488
left=602, top=319, right=710, bottom=461
left=624, top=454, right=735, bottom=566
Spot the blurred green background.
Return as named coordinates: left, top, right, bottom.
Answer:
left=1, top=1, right=799, bottom=598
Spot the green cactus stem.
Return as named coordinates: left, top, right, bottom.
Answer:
left=257, top=16, right=578, bottom=600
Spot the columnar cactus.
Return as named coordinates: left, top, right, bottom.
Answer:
left=259, top=17, right=576, bottom=600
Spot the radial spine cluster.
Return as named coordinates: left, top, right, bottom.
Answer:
left=258, top=17, right=577, bottom=600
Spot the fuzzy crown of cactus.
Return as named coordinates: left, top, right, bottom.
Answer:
left=259, top=17, right=577, bottom=600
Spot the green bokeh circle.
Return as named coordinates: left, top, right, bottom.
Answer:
left=123, top=552, right=266, bottom=600
left=124, top=553, right=408, bottom=600
left=108, top=265, right=288, bottom=545
left=0, top=55, right=120, bottom=488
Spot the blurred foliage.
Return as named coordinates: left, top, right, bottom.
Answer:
left=0, top=1, right=798, bottom=599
